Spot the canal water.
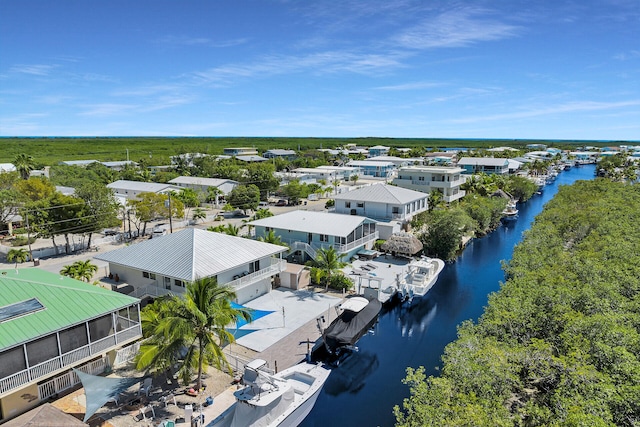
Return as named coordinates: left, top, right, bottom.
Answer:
left=302, top=165, right=596, bottom=427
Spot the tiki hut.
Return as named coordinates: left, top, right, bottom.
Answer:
left=380, top=232, right=423, bottom=257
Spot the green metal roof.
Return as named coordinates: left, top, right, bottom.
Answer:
left=0, top=269, right=139, bottom=350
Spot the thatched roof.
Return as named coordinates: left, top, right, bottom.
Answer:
left=380, top=233, right=423, bottom=256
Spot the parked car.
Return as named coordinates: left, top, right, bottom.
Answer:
left=275, top=199, right=287, bottom=206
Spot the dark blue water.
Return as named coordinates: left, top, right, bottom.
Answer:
left=302, top=165, right=596, bottom=427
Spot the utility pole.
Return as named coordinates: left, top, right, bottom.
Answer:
left=25, top=210, right=35, bottom=265
left=168, top=193, right=173, bottom=233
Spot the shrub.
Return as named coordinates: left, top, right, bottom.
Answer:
left=12, top=235, right=36, bottom=247
left=324, top=199, right=335, bottom=209
left=328, top=273, right=353, bottom=291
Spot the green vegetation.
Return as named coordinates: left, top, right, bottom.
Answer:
left=0, top=137, right=618, bottom=166
left=6, top=248, right=28, bottom=267
left=59, top=260, right=99, bottom=282
left=395, top=179, right=640, bottom=426
left=306, top=246, right=348, bottom=291
left=135, top=277, right=251, bottom=389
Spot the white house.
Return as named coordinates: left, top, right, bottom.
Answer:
left=102, top=161, right=138, bottom=171
left=106, top=180, right=181, bottom=201
left=0, top=164, right=16, bottom=173
left=59, top=160, right=99, bottom=167
left=263, top=149, right=297, bottom=160
left=457, top=157, right=509, bottom=175
left=250, top=210, right=378, bottom=263
left=392, top=166, right=466, bottom=203
left=168, top=176, right=238, bottom=195
left=223, top=147, right=258, bottom=156
left=333, top=183, right=428, bottom=221
left=95, top=228, right=288, bottom=304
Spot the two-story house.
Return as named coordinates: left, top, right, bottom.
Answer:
left=457, top=157, right=509, bottom=175
left=249, top=210, right=378, bottom=263
left=168, top=176, right=238, bottom=196
left=392, top=166, right=466, bottom=203
left=332, top=184, right=428, bottom=222
left=368, top=145, right=390, bottom=157
left=346, top=160, right=395, bottom=178
left=95, top=228, right=288, bottom=304
left=223, top=147, right=258, bottom=156
left=0, top=269, right=141, bottom=423
left=262, top=149, right=297, bottom=160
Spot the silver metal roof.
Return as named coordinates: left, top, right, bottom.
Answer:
left=168, top=176, right=238, bottom=187
left=95, top=228, right=287, bottom=281
left=334, top=184, right=426, bottom=205
left=457, top=157, right=509, bottom=166
left=106, top=180, right=180, bottom=193
left=249, top=210, right=374, bottom=237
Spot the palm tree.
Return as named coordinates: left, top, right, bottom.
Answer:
left=308, top=246, right=347, bottom=290
left=258, top=230, right=288, bottom=248
left=349, top=174, right=359, bottom=186
left=7, top=248, right=28, bottom=268
left=252, top=208, right=273, bottom=220
left=192, top=208, right=207, bottom=223
left=59, top=260, right=98, bottom=282
left=13, top=154, right=35, bottom=180
left=135, top=277, right=251, bottom=389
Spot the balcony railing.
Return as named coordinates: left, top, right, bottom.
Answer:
left=0, top=323, right=141, bottom=397
left=226, top=259, right=287, bottom=290
left=285, top=231, right=379, bottom=257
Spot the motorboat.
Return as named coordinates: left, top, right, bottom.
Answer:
left=398, top=257, right=445, bottom=301
left=501, top=199, right=519, bottom=221
left=208, top=359, right=331, bottom=427
left=320, top=296, right=382, bottom=356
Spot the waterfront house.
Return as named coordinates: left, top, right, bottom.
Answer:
left=0, top=269, right=141, bottom=423
left=346, top=160, right=395, bottom=178
left=457, top=157, right=509, bottom=175
left=95, top=228, right=287, bottom=304
left=333, top=183, right=429, bottom=221
left=168, top=176, right=238, bottom=195
left=393, top=166, right=466, bottom=203
left=106, top=180, right=181, bottom=201
left=249, top=210, right=378, bottom=263
left=367, top=155, right=423, bottom=168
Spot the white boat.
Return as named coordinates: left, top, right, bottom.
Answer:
left=501, top=199, right=519, bottom=220
left=398, top=257, right=445, bottom=301
left=209, top=359, right=331, bottom=427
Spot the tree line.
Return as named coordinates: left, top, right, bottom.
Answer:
left=395, top=178, right=640, bottom=426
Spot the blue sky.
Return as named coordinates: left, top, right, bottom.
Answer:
left=1, top=0, right=639, bottom=140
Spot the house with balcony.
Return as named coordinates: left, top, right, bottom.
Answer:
left=457, top=157, right=509, bottom=175
left=346, top=160, right=395, bottom=178
left=0, top=269, right=141, bottom=423
left=332, top=184, right=428, bottom=222
left=249, top=210, right=378, bottom=263
left=95, top=228, right=288, bottom=304
left=392, top=166, right=466, bottom=203
left=368, top=145, right=390, bottom=157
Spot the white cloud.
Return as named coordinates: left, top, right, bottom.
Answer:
left=374, top=81, right=446, bottom=91
left=9, top=64, right=59, bottom=76
left=158, top=35, right=249, bottom=48
left=393, top=6, right=519, bottom=49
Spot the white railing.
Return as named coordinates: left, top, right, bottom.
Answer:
left=226, top=259, right=287, bottom=290
left=113, top=342, right=140, bottom=368
left=0, top=324, right=141, bottom=396
left=285, top=232, right=378, bottom=258
left=37, top=357, right=109, bottom=401
left=131, top=283, right=178, bottom=298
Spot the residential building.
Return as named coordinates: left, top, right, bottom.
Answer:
left=223, top=147, right=258, bottom=156
left=291, top=167, right=340, bottom=182
left=235, top=155, right=268, bottom=163
left=249, top=210, right=378, bottom=263
left=58, top=160, right=98, bottom=167
left=333, top=183, right=428, bottom=221
left=0, top=269, right=141, bottom=423
left=106, top=180, right=181, bottom=201
left=457, top=157, right=509, bottom=175
left=393, top=166, right=466, bottom=203
left=0, top=164, right=16, bottom=173
left=95, top=228, right=288, bottom=304
left=101, top=161, right=138, bottom=171
left=263, top=149, right=297, bottom=160
left=367, top=145, right=390, bottom=157
left=346, top=160, right=395, bottom=178
left=168, top=176, right=238, bottom=195
left=367, top=155, right=423, bottom=167
left=315, top=166, right=362, bottom=181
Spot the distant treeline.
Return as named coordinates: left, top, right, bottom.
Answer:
left=0, top=137, right=625, bottom=166
left=395, top=179, right=640, bottom=426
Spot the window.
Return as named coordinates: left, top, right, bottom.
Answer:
left=320, top=234, right=329, bottom=242
left=392, top=207, right=399, bottom=214
left=345, top=202, right=351, bottom=208
left=149, top=273, right=156, bottom=280
left=357, top=202, right=364, bottom=208
left=175, top=279, right=184, bottom=287
left=142, top=271, right=149, bottom=278
left=418, top=176, right=425, bottom=181
left=0, top=298, right=45, bottom=323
